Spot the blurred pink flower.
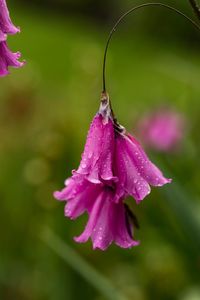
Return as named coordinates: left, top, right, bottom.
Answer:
left=0, top=0, right=19, bottom=41
left=0, top=41, right=24, bottom=76
left=138, top=108, right=184, bottom=152
left=0, top=0, right=24, bottom=76
left=54, top=94, right=171, bottom=250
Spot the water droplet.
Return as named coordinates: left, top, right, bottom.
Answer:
left=88, top=152, right=92, bottom=159
left=82, top=163, right=87, bottom=169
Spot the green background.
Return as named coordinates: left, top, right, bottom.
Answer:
left=0, top=1, right=200, bottom=299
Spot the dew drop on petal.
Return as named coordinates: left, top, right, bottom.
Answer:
left=88, top=152, right=92, bottom=159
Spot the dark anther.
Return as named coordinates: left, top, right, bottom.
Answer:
left=125, top=204, right=140, bottom=229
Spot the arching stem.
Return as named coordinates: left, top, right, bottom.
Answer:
left=189, top=0, right=200, bottom=21
left=102, top=2, right=200, bottom=93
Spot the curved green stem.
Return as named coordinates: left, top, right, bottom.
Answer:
left=189, top=0, right=200, bottom=21
left=102, top=2, right=200, bottom=93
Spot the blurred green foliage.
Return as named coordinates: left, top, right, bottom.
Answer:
left=1, top=1, right=200, bottom=300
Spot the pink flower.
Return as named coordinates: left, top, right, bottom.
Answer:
left=54, top=93, right=171, bottom=250
left=74, top=111, right=117, bottom=184
left=115, top=132, right=171, bottom=203
left=0, top=0, right=19, bottom=41
left=0, top=41, right=24, bottom=76
left=0, top=1, right=24, bottom=76
left=75, top=188, right=139, bottom=250
left=54, top=176, right=139, bottom=250
left=138, top=108, right=184, bottom=152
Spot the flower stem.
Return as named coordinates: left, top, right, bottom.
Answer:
left=189, top=0, right=200, bottom=21
left=40, top=227, right=128, bottom=300
left=102, top=3, right=200, bottom=93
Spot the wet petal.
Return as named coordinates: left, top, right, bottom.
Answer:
left=115, top=132, right=171, bottom=203
left=126, top=134, right=171, bottom=186
left=76, top=114, right=103, bottom=177
left=75, top=189, right=139, bottom=250
left=54, top=176, right=102, bottom=219
left=76, top=113, right=116, bottom=183
left=74, top=191, right=113, bottom=249
left=115, top=135, right=151, bottom=203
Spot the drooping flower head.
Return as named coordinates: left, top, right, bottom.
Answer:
left=54, top=93, right=171, bottom=250
left=0, top=0, right=19, bottom=41
left=0, top=41, right=24, bottom=76
left=137, top=108, right=185, bottom=152
left=54, top=176, right=139, bottom=250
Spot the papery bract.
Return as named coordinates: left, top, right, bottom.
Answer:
left=0, top=41, right=24, bottom=76
left=115, top=131, right=171, bottom=203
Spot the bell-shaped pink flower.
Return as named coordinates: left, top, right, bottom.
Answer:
left=115, top=131, right=171, bottom=203
left=0, top=0, right=19, bottom=41
left=74, top=112, right=117, bottom=184
left=54, top=93, right=172, bottom=250
left=0, top=41, right=24, bottom=76
left=138, top=108, right=184, bottom=152
left=74, top=186, right=139, bottom=250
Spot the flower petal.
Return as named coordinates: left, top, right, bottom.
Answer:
left=54, top=176, right=102, bottom=219
left=0, top=0, right=20, bottom=35
left=115, top=135, right=151, bottom=203
left=126, top=134, right=171, bottom=186
left=0, top=30, right=6, bottom=42
left=75, top=189, right=139, bottom=250
left=0, top=41, right=24, bottom=76
left=75, top=113, right=116, bottom=183
left=115, top=133, right=171, bottom=203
